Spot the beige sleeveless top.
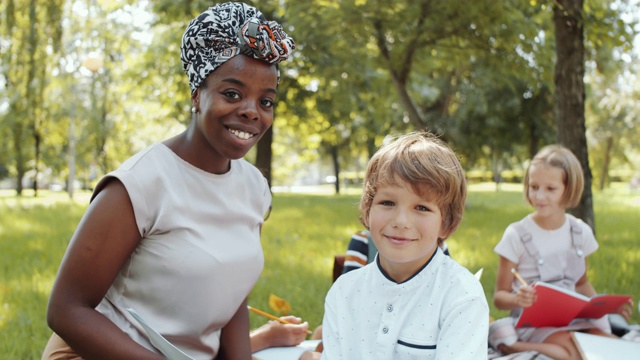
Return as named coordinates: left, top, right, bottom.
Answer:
left=92, top=143, right=271, bottom=359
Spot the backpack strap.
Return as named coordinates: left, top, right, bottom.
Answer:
left=366, top=232, right=378, bottom=264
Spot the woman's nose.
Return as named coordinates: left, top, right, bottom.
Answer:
left=238, top=101, right=259, bottom=121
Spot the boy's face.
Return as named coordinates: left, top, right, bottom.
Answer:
left=368, top=179, right=446, bottom=282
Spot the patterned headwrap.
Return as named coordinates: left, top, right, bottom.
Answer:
left=180, top=2, right=296, bottom=94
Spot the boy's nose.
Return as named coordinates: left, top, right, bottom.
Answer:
left=391, top=210, right=411, bottom=229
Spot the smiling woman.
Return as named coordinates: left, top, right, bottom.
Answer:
left=41, top=2, right=295, bottom=360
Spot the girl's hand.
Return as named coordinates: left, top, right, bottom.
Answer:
left=299, top=351, right=322, bottom=360
left=263, top=316, right=309, bottom=347
left=515, top=285, right=537, bottom=308
left=615, top=298, right=634, bottom=322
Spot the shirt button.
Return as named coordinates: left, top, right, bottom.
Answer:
left=387, top=304, right=393, bottom=312
left=382, top=326, right=389, bottom=334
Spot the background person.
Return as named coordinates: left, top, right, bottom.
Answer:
left=490, top=145, right=634, bottom=360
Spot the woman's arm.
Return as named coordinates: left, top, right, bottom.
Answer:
left=218, top=298, right=253, bottom=360
left=46, top=180, right=162, bottom=359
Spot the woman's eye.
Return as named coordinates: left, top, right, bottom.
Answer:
left=261, top=99, right=274, bottom=108
left=224, top=91, right=240, bottom=99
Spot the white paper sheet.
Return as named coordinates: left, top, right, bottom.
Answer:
left=252, top=339, right=321, bottom=360
left=127, top=307, right=195, bottom=360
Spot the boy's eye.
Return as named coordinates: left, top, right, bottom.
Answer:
left=416, top=205, right=429, bottom=212
left=380, top=200, right=394, bottom=206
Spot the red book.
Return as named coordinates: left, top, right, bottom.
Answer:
left=515, top=281, right=632, bottom=328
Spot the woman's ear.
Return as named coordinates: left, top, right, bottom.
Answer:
left=191, top=89, right=200, bottom=113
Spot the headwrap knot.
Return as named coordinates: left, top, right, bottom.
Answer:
left=180, top=2, right=296, bottom=94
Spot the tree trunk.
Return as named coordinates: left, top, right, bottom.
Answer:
left=553, top=0, right=595, bottom=231
left=256, top=126, right=273, bottom=187
left=331, top=145, right=340, bottom=194
left=389, top=73, right=426, bottom=129
left=13, top=125, right=25, bottom=196
left=599, top=136, right=613, bottom=190
left=32, top=125, right=41, bottom=196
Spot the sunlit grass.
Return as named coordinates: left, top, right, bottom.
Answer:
left=1, top=184, right=638, bottom=358
left=0, top=190, right=88, bottom=359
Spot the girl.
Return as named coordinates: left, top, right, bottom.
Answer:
left=491, top=145, right=633, bottom=360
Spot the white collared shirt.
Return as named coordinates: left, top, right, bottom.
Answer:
left=322, top=248, right=489, bottom=360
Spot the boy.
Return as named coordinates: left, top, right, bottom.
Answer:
left=321, top=132, right=489, bottom=359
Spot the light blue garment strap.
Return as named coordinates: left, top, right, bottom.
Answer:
left=513, top=219, right=541, bottom=261
left=516, top=216, right=585, bottom=259
left=366, top=233, right=378, bottom=264
left=568, top=215, right=584, bottom=257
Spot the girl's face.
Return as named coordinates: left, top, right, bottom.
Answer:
left=368, top=179, right=445, bottom=282
left=193, top=55, right=278, bottom=173
left=527, top=163, right=567, bottom=218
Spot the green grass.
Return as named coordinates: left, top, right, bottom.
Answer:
left=1, top=184, right=639, bottom=358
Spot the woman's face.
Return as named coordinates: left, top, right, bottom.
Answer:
left=193, top=55, right=278, bottom=173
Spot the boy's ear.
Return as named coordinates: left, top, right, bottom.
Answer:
left=363, top=211, right=371, bottom=229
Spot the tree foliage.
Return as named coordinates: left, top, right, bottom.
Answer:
left=1, top=0, right=638, bottom=201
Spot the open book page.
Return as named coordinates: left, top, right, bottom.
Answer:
left=572, top=331, right=640, bottom=359
left=252, top=340, right=321, bottom=360
left=127, top=308, right=195, bottom=360
left=515, top=282, right=631, bottom=328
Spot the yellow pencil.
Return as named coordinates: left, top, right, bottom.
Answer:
left=247, top=306, right=312, bottom=334
left=511, top=268, right=528, bottom=286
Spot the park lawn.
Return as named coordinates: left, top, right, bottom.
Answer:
left=1, top=183, right=639, bottom=358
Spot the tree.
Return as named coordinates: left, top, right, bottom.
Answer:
left=0, top=0, right=64, bottom=195
left=551, top=0, right=638, bottom=230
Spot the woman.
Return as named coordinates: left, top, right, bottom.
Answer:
left=43, top=3, right=295, bottom=359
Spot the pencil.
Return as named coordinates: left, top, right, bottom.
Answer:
left=511, top=268, right=528, bottom=286
left=247, top=306, right=313, bottom=334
